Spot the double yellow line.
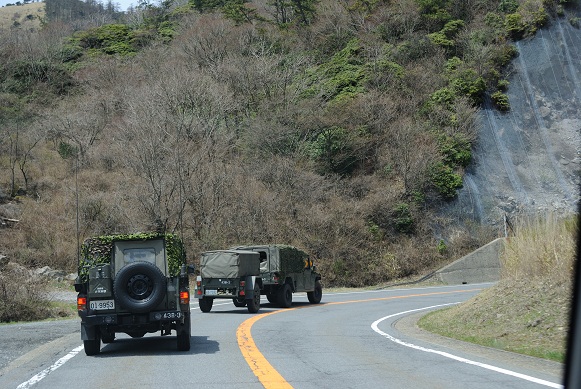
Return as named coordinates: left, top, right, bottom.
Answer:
left=236, top=289, right=481, bottom=388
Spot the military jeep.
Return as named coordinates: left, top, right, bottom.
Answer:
left=74, top=233, right=194, bottom=356
left=231, top=245, right=322, bottom=308
left=195, top=250, right=262, bottom=313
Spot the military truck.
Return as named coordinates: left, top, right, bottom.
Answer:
left=194, top=250, right=262, bottom=313
left=231, top=245, right=322, bottom=308
left=74, top=233, right=195, bottom=356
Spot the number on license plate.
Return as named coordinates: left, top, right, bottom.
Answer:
left=206, top=289, right=218, bottom=296
left=90, top=300, right=115, bottom=310
left=163, top=312, right=182, bottom=319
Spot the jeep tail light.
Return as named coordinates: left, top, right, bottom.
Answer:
left=180, top=291, right=189, bottom=305
left=196, top=279, right=202, bottom=295
left=240, top=280, right=245, bottom=296
left=77, top=296, right=87, bottom=311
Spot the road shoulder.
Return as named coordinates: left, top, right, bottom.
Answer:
left=394, top=311, right=564, bottom=379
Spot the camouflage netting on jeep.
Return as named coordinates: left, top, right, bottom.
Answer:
left=78, top=232, right=186, bottom=282
left=278, top=245, right=309, bottom=274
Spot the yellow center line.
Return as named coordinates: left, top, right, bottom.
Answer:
left=237, top=288, right=482, bottom=389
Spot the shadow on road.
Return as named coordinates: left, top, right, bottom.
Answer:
left=96, top=335, right=219, bottom=357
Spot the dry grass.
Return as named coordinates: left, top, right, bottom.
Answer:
left=0, top=3, right=44, bottom=31
left=502, top=213, right=577, bottom=280
left=0, top=263, right=51, bottom=322
left=419, top=212, right=577, bottom=362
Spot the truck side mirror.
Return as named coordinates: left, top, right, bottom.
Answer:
left=187, top=264, right=196, bottom=275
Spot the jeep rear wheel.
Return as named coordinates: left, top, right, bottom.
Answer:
left=278, top=283, right=293, bottom=308
left=83, top=332, right=101, bottom=356
left=177, top=314, right=191, bottom=351
left=101, top=330, right=115, bottom=343
left=247, top=284, right=261, bottom=313
left=199, top=297, right=213, bottom=312
left=307, top=280, right=322, bottom=304
left=113, top=261, right=167, bottom=314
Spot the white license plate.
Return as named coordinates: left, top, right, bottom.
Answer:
left=205, top=289, right=218, bottom=296
left=90, top=300, right=115, bottom=310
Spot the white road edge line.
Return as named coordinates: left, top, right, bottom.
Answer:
left=370, top=303, right=563, bottom=389
left=16, top=345, right=84, bottom=389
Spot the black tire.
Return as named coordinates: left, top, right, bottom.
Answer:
left=126, top=331, right=147, bottom=338
left=307, top=280, right=323, bottom=304
left=199, top=297, right=213, bottom=312
left=113, top=261, right=167, bottom=314
left=278, top=283, right=293, bottom=308
left=233, top=298, right=247, bottom=307
left=177, top=314, right=191, bottom=351
left=247, top=284, right=261, bottom=313
left=83, top=331, right=101, bottom=356
left=266, top=293, right=277, bottom=304
left=101, top=330, right=115, bottom=343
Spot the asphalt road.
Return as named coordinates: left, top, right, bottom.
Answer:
left=0, top=283, right=564, bottom=389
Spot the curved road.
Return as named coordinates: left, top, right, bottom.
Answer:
left=0, top=283, right=563, bottom=389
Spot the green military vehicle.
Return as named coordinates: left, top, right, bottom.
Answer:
left=74, top=233, right=194, bottom=356
left=194, top=250, right=262, bottom=313
left=232, top=244, right=322, bottom=308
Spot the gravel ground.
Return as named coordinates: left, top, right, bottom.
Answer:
left=0, top=318, right=79, bottom=372
left=0, top=289, right=80, bottom=373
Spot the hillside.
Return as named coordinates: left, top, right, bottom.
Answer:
left=0, top=2, right=44, bottom=30
left=0, top=0, right=579, bottom=293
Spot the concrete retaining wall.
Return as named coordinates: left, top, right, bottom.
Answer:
left=434, top=238, right=505, bottom=285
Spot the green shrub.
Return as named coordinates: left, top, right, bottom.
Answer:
left=504, top=12, right=525, bottom=38
left=438, top=134, right=472, bottom=167
left=393, top=203, right=414, bottom=234
left=58, top=141, right=78, bottom=159
left=74, top=24, right=137, bottom=56
left=301, top=39, right=368, bottom=103
left=431, top=162, right=463, bottom=199
left=437, top=239, right=447, bottom=254
left=498, top=0, right=519, bottom=13
left=304, top=126, right=358, bottom=175
left=491, top=91, right=510, bottom=111
left=428, top=19, right=465, bottom=48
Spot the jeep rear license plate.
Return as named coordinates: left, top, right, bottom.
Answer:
left=162, top=311, right=182, bottom=320
left=206, top=289, right=218, bottom=296
left=90, top=300, right=115, bottom=310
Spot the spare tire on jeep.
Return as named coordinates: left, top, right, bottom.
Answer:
left=113, top=261, right=167, bottom=313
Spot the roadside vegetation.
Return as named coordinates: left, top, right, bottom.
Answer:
left=419, top=213, right=577, bottom=362
left=0, top=0, right=578, bottom=322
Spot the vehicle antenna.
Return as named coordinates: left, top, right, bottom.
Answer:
left=75, top=155, right=80, bottom=268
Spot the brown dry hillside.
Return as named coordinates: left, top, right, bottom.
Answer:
left=0, top=2, right=44, bottom=30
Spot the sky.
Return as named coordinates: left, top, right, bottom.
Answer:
left=0, top=0, right=139, bottom=12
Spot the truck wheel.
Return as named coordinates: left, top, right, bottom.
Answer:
left=113, top=261, right=167, bottom=314
left=177, top=314, right=191, bottom=351
left=278, top=283, right=293, bottom=308
left=233, top=298, right=247, bottom=307
left=199, top=297, right=213, bottom=312
left=307, top=280, right=323, bottom=304
left=83, top=332, right=101, bottom=356
left=127, top=331, right=147, bottom=338
left=266, top=293, right=277, bottom=304
left=247, top=284, right=261, bottom=313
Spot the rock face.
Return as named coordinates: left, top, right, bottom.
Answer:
left=448, top=16, right=581, bottom=226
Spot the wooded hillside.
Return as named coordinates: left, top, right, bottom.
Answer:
left=1, top=0, right=577, bottom=286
